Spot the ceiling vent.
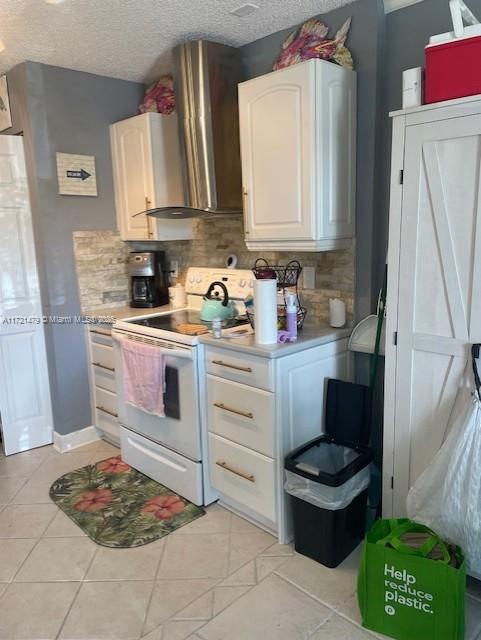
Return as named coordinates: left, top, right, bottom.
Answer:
left=230, top=3, right=259, bottom=17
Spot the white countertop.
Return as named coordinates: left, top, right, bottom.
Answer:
left=82, top=304, right=174, bottom=323
left=199, top=324, right=352, bottom=359
left=83, top=307, right=351, bottom=356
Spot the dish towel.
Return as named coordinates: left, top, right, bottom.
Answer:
left=119, top=337, right=166, bottom=417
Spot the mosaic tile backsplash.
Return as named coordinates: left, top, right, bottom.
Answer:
left=73, top=230, right=130, bottom=311
left=73, top=217, right=354, bottom=326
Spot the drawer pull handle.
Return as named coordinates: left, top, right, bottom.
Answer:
left=213, top=402, right=253, bottom=419
left=211, top=360, right=252, bottom=373
left=90, top=329, right=112, bottom=337
left=96, top=405, right=118, bottom=418
left=216, top=460, right=255, bottom=483
left=92, top=362, right=115, bottom=372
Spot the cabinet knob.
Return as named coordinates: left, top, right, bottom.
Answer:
left=96, top=405, right=118, bottom=419
left=216, top=460, right=255, bottom=483
left=211, top=359, right=252, bottom=373
left=213, top=402, right=254, bottom=419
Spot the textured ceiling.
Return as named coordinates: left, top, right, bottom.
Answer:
left=0, top=0, right=357, bottom=83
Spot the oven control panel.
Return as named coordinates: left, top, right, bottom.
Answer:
left=185, top=268, right=254, bottom=300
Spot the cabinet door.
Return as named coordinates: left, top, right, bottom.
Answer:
left=388, top=113, right=481, bottom=515
left=317, top=63, right=356, bottom=240
left=110, top=115, right=154, bottom=241
left=239, top=63, right=316, bottom=241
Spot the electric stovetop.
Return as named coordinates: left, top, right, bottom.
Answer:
left=129, top=310, right=249, bottom=334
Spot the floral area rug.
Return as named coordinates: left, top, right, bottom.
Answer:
left=49, top=455, right=205, bottom=547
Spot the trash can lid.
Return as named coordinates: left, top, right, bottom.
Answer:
left=285, top=436, right=372, bottom=487
left=325, top=379, right=372, bottom=447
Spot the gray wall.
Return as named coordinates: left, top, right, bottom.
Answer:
left=374, top=0, right=481, bottom=295
left=2, top=64, right=28, bottom=136
left=369, top=0, right=481, bottom=464
left=5, top=62, right=143, bottom=435
left=4, top=0, right=462, bottom=440
left=386, top=0, right=481, bottom=111
left=241, top=0, right=386, bottom=390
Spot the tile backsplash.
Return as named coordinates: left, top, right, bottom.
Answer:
left=73, top=230, right=130, bottom=311
left=74, top=218, right=354, bottom=325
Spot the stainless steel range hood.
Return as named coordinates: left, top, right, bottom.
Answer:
left=147, top=40, right=244, bottom=220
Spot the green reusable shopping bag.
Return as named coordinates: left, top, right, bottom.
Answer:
left=357, top=519, right=466, bottom=640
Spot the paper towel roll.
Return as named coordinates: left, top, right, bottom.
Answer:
left=169, top=284, right=187, bottom=309
left=329, top=298, right=346, bottom=328
left=254, top=279, right=278, bottom=345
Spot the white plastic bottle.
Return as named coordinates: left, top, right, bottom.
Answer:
left=212, top=318, right=222, bottom=338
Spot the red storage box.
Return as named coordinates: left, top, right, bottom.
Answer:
left=426, top=35, right=481, bottom=103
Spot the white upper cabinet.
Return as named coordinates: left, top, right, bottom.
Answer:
left=110, top=112, right=193, bottom=241
left=239, top=59, right=356, bottom=251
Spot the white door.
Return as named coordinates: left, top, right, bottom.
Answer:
left=389, top=114, right=481, bottom=515
left=0, top=136, right=53, bottom=455
left=110, top=114, right=154, bottom=241
left=239, top=62, right=316, bottom=242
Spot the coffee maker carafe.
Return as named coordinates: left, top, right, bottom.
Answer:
left=128, top=251, right=169, bottom=308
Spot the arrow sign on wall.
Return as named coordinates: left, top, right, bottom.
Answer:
left=66, top=169, right=91, bottom=181
left=57, top=152, right=97, bottom=197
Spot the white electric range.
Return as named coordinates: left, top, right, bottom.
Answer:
left=111, top=268, right=254, bottom=506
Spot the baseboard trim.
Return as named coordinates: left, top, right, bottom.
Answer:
left=53, top=426, right=100, bottom=453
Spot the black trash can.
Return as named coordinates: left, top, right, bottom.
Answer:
left=285, top=379, right=373, bottom=568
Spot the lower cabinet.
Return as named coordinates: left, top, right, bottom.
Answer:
left=87, top=327, right=120, bottom=445
left=209, top=432, right=277, bottom=523
left=207, top=375, right=275, bottom=457
left=204, top=337, right=350, bottom=542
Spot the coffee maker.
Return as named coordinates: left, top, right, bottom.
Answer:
left=128, top=251, right=169, bottom=308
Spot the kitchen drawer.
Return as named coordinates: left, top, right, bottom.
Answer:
left=89, top=327, right=113, bottom=347
left=92, top=362, right=116, bottom=393
left=208, top=433, right=276, bottom=522
left=95, top=387, right=118, bottom=419
left=121, top=427, right=203, bottom=505
left=207, top=375, right=275, bottom=457
left=205, top=346, right=274, bottom=391
left=91, top=342, right=115, bottom=371
left=95, top=407, right=120, bottom=443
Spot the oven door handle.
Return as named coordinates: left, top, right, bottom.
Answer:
left=112, top=330, right=195, bottom=361
left=159, top=347, right=194, bottom=361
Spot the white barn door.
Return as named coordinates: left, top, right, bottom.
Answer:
left=0, top=136, right=53, bottom=455
left=391, top=114, right=481, bottom=515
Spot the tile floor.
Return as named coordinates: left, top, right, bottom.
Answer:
left=0, top=440, right=480, bottom=640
